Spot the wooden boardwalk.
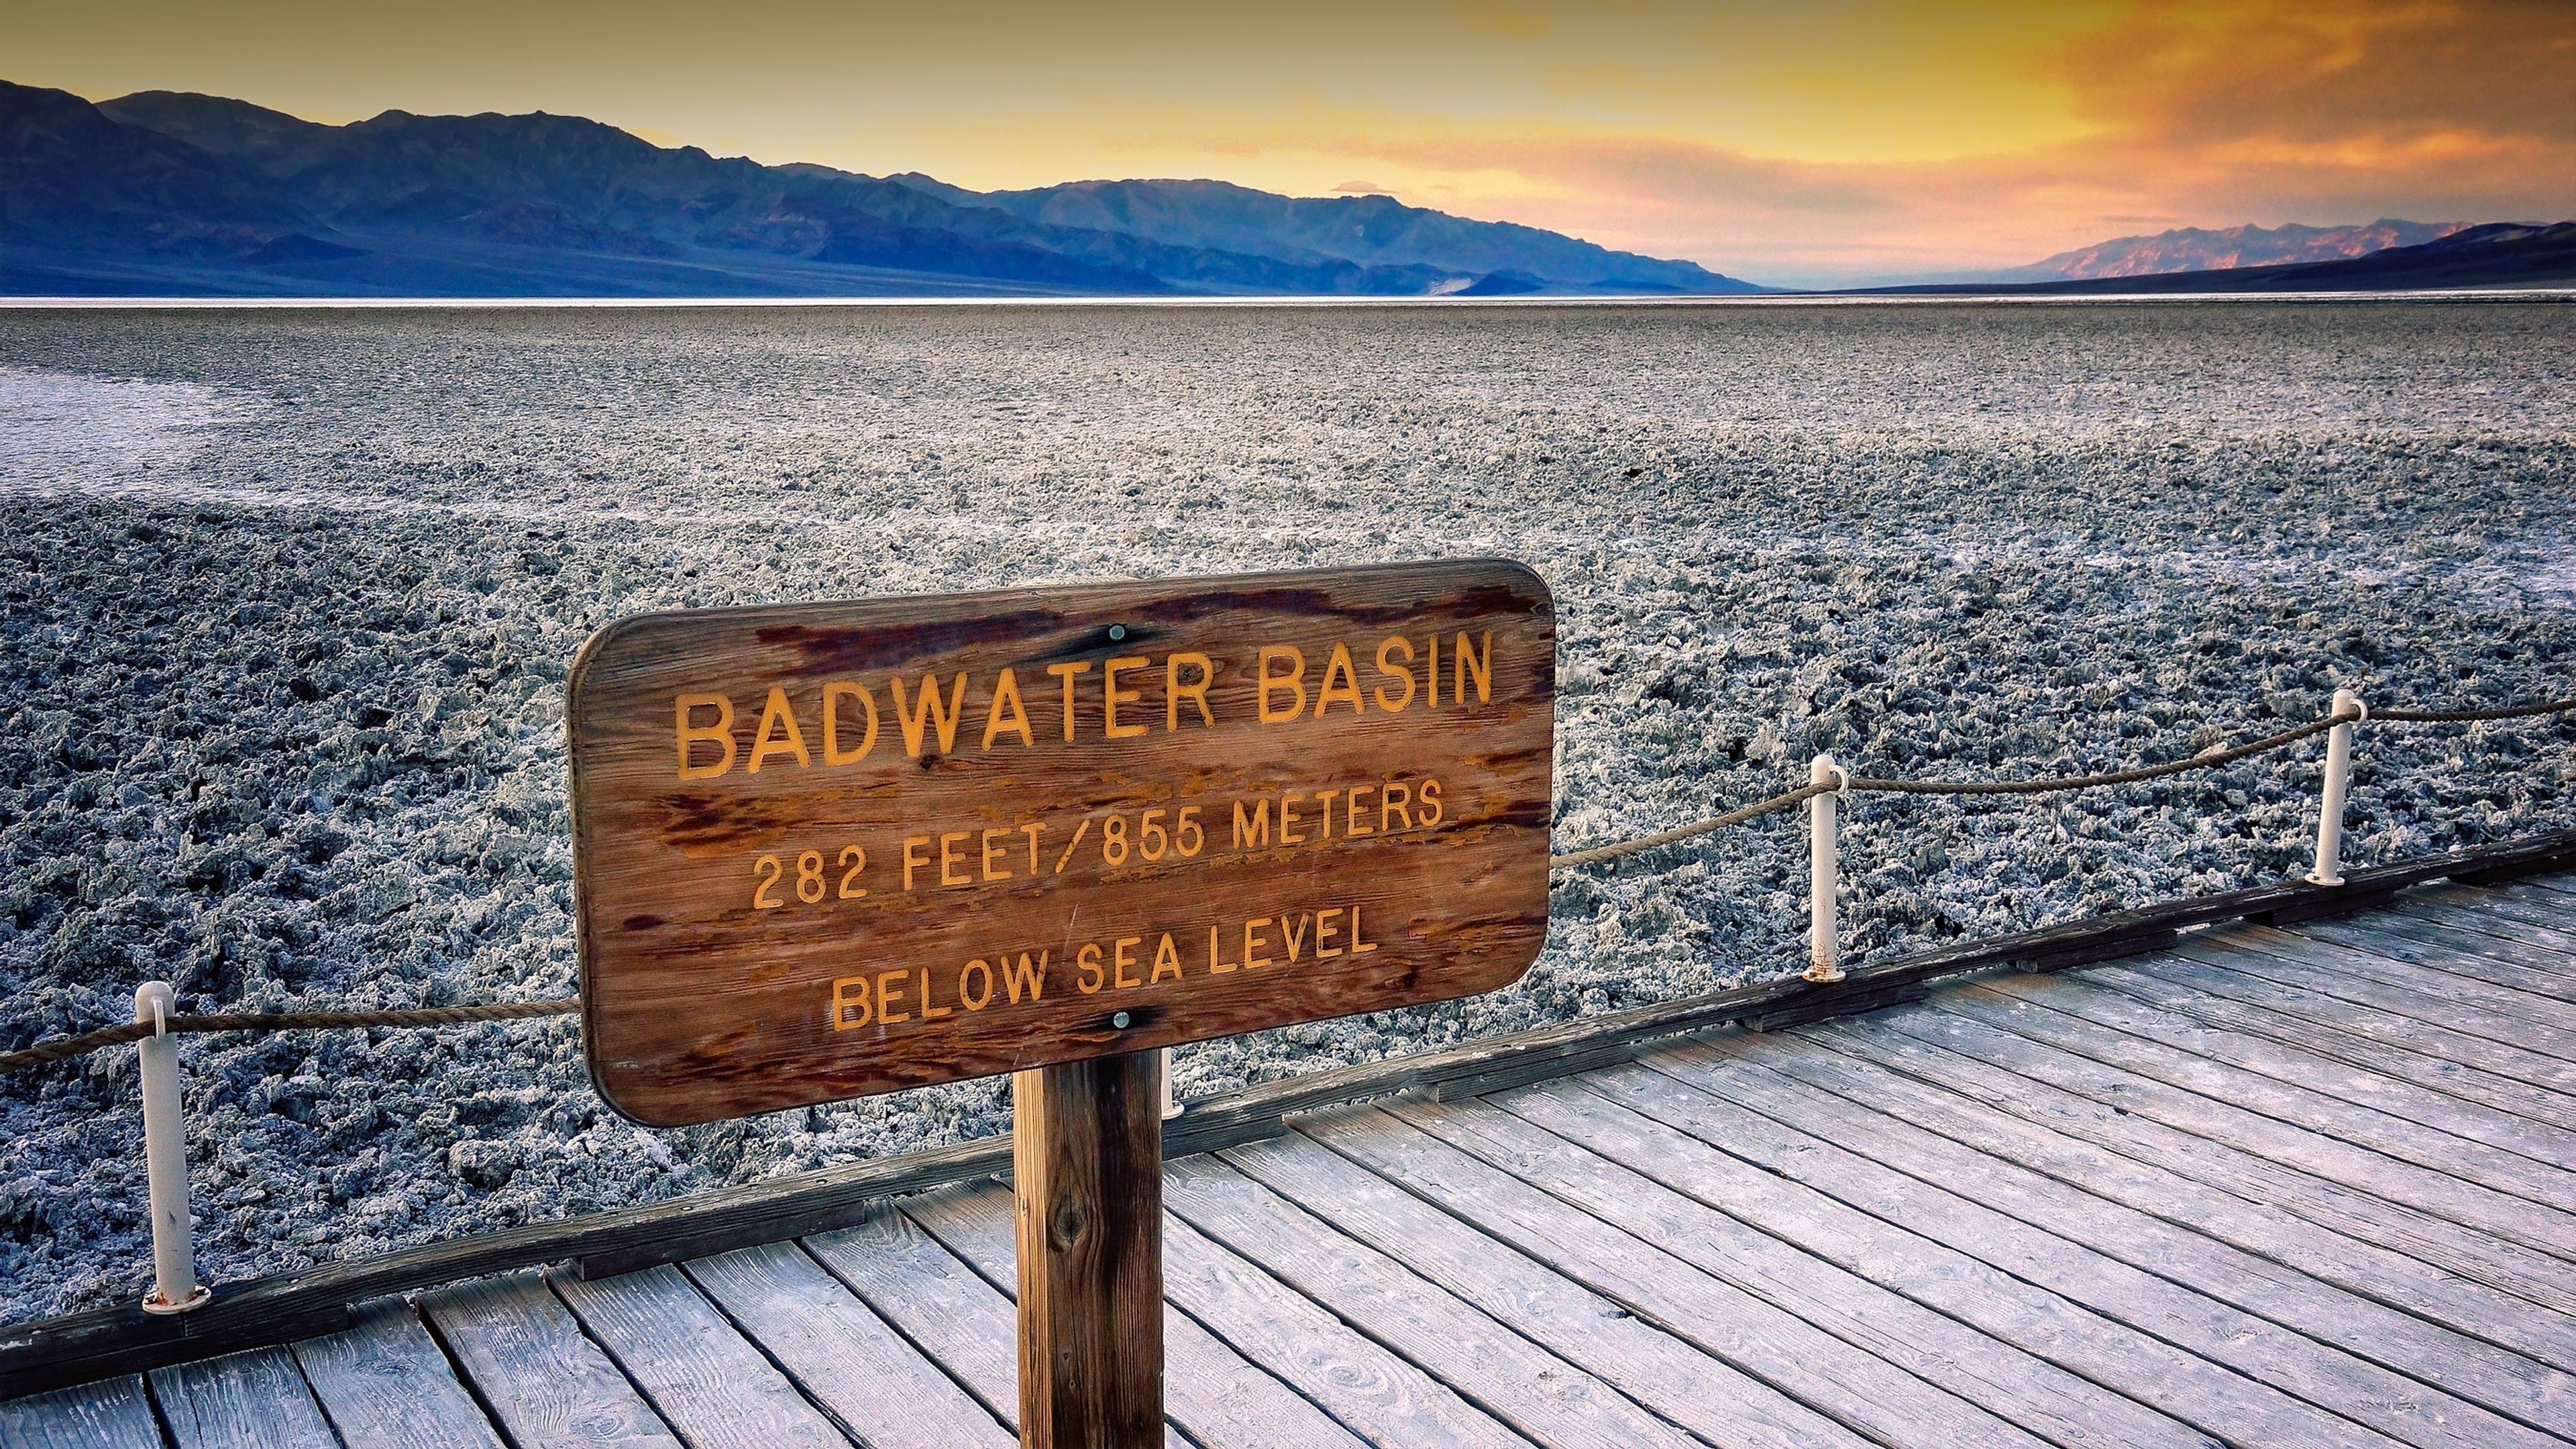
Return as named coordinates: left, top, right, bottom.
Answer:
left=9, top=873, right=2576, bottom=1448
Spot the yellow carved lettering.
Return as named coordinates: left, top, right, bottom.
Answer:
left=981, top=667, right=1033, bottom=749
left=1381, top=782, right=1413, bottom=831
left=822, top=681, right=878, bottom=765
left=1316, top=906, right=1344, bottom=959
left=828, top=974, right=871, bottom=1029
left=746, top=687, right=811, bottom=772
left=1373, top=637, right=1416, bottom=712
left=1454, top=630, right=1492, bottom=704
left=1167, top=652, right=1216, bottom=731
left=675, top=693, right=736, bottom=779
left=1045, top=661, right=1091, bottom=741
left=1316, top=641, right=1364, bottom=715
left=1002, top=951, right=1048, bottom=1002
left=889, top=672, right=969, bottom=757
left=1257, top=645, right=1307, bottom=722
left=1102, top=655, right=1148, bottom=739
left=1233, top=798, right=1270, bottom=849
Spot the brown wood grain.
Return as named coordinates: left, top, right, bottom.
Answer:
left=569, top=560, right=1555, bottom=1124
left=1014, top=1053, right=1165, bottom=1449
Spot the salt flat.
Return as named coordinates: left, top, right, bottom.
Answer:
left=0, top=299, right=2569, bottom=1320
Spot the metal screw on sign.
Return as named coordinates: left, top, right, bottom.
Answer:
left=1805, top=754, right=1849, bottom=983
left=2306, top=690, right=2363, bottom=887
left=135, top=982, right=210, bottom=1315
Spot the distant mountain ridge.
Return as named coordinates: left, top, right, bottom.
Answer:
left=0, top=80, right=1760, bottom=299
left=1872, top=221, right=2576, bottom=296
left=885, top=175, right=1726, bottom=294
left=1989, top=219, right=2473, bottom=283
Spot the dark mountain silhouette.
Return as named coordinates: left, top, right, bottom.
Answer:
left=1867, top=222, right=2576, bottom=296
left=2, top=80, right=1758, bottom=298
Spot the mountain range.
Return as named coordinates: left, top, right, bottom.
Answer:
left=1878, top=222, right=2576, bottom=296
left=5, top=78, right=2569, bottom=301
left=1976, top=219, right=2475, bottom=283
left=0, top=80, right=1758, bottom=298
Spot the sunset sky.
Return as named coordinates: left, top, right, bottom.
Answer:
left=16, top=0, right=2575, bottom=286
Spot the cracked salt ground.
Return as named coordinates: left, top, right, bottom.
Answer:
left=1, top=299, right=2572, bottom=1322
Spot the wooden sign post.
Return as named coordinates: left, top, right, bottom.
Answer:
left=1014, top=1053, right=1163, bottom=1446
left=566, top=560, right=1554, bottom=1446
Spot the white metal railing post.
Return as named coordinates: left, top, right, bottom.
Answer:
left=2307, top=689, right=2363, bottom=887
left=1806, top=753, right=1847, bottom=983
left=135, top=981, right=209, bottom=1314
left=1159, top=1046, right=1181, bottom=1120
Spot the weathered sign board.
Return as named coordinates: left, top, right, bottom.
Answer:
left=568, top=559, right=1554, bottom=1126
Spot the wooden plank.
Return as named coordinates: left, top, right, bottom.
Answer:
left=1654, top=1034, right=2576, bottom=1440
left=1765, top=1021, right=2576, bottom=1377
left=2222, top=927, right=2576, bottom=1050
left=1558, top=1062, right=2486, bottom=1449
left=2382, top=894, right=2576, bottom=971
left=27, top=832, right=2576, bottom=1399
left=1800, top=1013, right=2576, bottom=1317
left=1983, top=971, right=2576, bottom=1181
left=898, top=1184, right=1370, bottom=1449
left=549, top=1265, right=853, bottom=1449
left=419, top=1271, right=682, bottom=1449
left=2313, top=910, right=2576, bottom=998
left=1218, top=1126, right=1883, bottom=1449
left=683, top=1241, right=1012, bottom=1449
left=1009, top=1054, right=1163, bottom=1448
left=150, top=1348, right=337, bottom=1449
left=1878, top=1002, right=2576, bottom=1286
left=1497, top=1071, right=2399, bottom=1449
left=2102, top=956, right=2576, bottom=1133
left=793, top=1209, right=1044, bottom=1438
left=909, top=1183, right=1529, bottom=1449
left=291, top=1298, right=505, bottom=1449
left=1316, top=1102, right=2134, bottom=1449
left=0, top=1375, right=162, bottom=1449
left=570, top=562, right=1556, bottom=1124
left=2153, top=940, right=2576, bottom=1099
left=801, top=1203, right=1194, bottom=1449
left=1938, top=985, right=2576, bottom=1232
left=1164, top=1155, right=1705, bottom=1449
left=2483, top=878, right=2576, bottom=916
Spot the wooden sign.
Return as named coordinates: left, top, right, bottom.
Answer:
left=567, top=559, right=1554, bottom=1126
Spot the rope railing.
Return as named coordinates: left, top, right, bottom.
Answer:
left=3, top=691, right=2571, bottom=1077
left=0, top=1000, right=582, bottom=1075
